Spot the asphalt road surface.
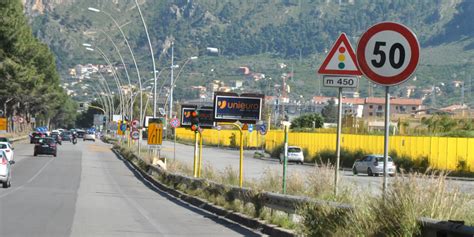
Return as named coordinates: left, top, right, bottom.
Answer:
left=0, top=140, right=262, bottom=237
left=153, top=140, right=474, bottom=195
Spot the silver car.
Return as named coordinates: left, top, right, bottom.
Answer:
left=352, top=155, right=396, bottom=176
left=83, top=133, right=96, bottom=142
left=279, top=146, right=304, bottom=164
left=0, top=151, right=12, bottom=188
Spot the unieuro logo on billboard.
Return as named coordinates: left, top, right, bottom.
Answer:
left=213, top=93, right=264, bottom=123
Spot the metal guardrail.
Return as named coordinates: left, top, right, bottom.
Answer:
left=115, top=144, right=474, bottom=236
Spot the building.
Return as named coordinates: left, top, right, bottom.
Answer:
left=363, top=98, right=422, bottom=118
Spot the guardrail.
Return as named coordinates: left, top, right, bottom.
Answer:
left=113, top=143, right=474, bottom=236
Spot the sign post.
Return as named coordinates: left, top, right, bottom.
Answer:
left=170, top=117, right=180, bottom=160
left=357, top=22, right=420, bottom=193
left=318, top=33, right=362, bottom=196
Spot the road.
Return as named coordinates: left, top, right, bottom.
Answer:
left=154, top=140, right=474, bottom=195
left=0, top=140, right=261, bottom=237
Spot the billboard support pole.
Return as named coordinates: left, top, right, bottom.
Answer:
left=198, top=131, right=203, bottom=177
left=228, top=123, right=244, bottom=187
left=239, top=126, right=243, bottom=187
left=193, top=131, right=198, bottom=177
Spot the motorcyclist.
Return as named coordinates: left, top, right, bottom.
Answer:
left=72, top=131, right=77, bottom=144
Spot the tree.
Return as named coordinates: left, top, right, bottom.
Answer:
left=321, top=99, right=337, bottom=123
left=290, top=113, right=324, bottom=129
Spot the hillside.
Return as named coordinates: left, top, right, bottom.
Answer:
left=26, top=0, right=474, bottom=107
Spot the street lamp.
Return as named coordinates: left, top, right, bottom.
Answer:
left=83, top=45, right=127, bottom=120
left=87, top=7, right=144, bottom=128
left=132, top=0, right=157, bottom=118
left=164, top=56, right=198, bottom=115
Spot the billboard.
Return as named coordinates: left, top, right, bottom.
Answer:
left=213, top=93, right=264, bottom=123
left=180, top=105, right=197, bottom=128
left=198, top=107, right=214, bottom=128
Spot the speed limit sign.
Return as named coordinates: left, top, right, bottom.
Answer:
left=357, top=22, right=420, bottom=86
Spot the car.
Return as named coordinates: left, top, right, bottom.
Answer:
left=0, top=142, right=14, bottom=164
left=352, top=155, right=396, bottom=176
left=279, top=146, right=304, bottom=164
left=0, top=137, right=11, bottom=145
left=61, top=131, right=72, bottom=142
left=76, top=130, right=85, bottom=138
left=0, top=137, right=13, bottom=149
left=0, top=151, right=11, bottom=188
left=34, top=137, right=57, bottom=157
left=30, top=132, right=45, bottom=144
left=83, top=132, right=96, bottom=142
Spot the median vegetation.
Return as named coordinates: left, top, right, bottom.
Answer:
left=109, top=139, right=473, bottom=236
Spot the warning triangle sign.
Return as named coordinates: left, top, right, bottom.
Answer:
left=318, top=33, right=362, bottom=76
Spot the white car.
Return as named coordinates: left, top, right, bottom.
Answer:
left=279, top=146, right=304, bottom=164
left=0, top=151, right=12, bottom=188
left=352, top=155, right=396, bottom=176
left=83, top=133, right=96, bottom=142
left=0, top=142, right=14, bottom=164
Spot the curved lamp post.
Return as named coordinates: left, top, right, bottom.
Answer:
left=163, top=56, right=198, bottom=111
left=132, top=1, right=157, bottom=118
left=85, top=46, right=126, bottom=120
left=87, top=7, right=143, bottom=127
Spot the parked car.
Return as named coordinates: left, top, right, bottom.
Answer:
left=0, top=151, right=11, bottom=188
left=83, top=132, right=96, bottom=142
left=61, top=131, right=72, bottom=142
left=34, top=137, right=57, bottom=157
left=352, top=155, right=396, bottom=176
left=279, top=146, right=304, bottom=164
left=0, top=142, right=14, bottom=164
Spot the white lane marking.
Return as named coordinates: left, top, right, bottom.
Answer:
left=0, top=158, right=55, bottom=199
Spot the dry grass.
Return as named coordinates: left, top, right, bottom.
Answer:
left=299, top=170, right=474, bottom=236
left=118, top=142, right=473, bottom=235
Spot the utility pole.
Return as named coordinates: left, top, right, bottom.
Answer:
left=169, top=41, right=175, bottom=134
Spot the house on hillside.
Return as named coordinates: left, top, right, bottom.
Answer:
left=363, top=97, right=422, bottom=118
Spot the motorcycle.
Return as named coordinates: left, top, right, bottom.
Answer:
left=72, top=137, right=77, bottom=145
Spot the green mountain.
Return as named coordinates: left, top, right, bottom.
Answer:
left=26, top=0, right=474, bottom=108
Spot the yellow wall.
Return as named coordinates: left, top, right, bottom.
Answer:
left=176, top=128, right=474, bottom=171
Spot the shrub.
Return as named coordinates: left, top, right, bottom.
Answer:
left=229, top=133, right=237, bottom=148
left=270, top=143, right=284, bottom=158
left=312, top=148, right=364, bottom=168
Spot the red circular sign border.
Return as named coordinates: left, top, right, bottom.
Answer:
left=357, top=22, right=420, bottom=86
left=170, top=118, right=180, bottom=128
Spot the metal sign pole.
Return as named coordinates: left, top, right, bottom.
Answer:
left=282, top=125, right=289, bottom=194
left=334, top=87, right=343, bottom=196
left=383, top=86, right=390, bottom=194
left=173, top=127, right=176, bottom=160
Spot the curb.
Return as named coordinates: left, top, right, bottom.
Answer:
left=10, top=135, right=29, bottom=143
left=112, top=148, right=296, bottom=237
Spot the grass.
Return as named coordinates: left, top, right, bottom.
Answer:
left=112, top=140, right=474, bottom=235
